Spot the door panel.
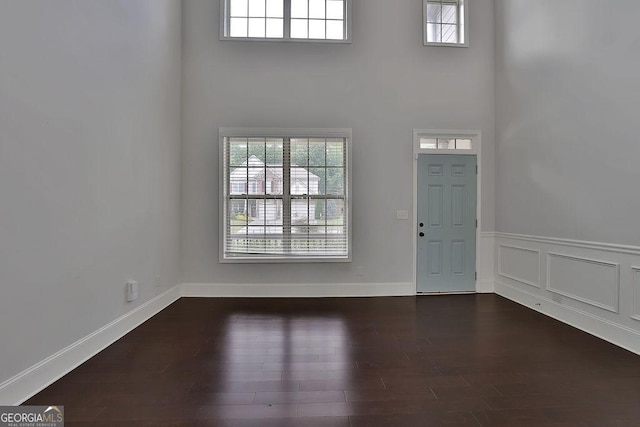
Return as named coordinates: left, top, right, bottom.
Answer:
left=451, top=240, right=465, bottom=275
left=427, top=185, right=443, bottom=228
left=428, top=241, right=442, bottom=276
left=451, top=185, right=466, bottom=227
left=417, top=154, right=476, bottom=293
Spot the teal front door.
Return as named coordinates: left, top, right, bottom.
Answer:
left=417, top=154, right=477, bottom=293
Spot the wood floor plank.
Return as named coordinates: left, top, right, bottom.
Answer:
left=22, top=295, right=640, bottom=426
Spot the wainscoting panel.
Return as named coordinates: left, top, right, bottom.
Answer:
left=498, top=244, right=540, bottom=288
left=547, top=253, right=619, bottom=313
left=493, top=232, right=640, bottom=356
left=633, top=267, right=640, bottom=322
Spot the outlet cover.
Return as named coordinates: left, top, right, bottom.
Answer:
left=126, top=280, right=139, bottom=302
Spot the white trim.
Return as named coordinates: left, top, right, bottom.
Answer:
left=423, top=0, right=470, bottom=48
left=219, top=0, right=353, bottom=43
left=497, top=244, right=541, bottom=288
left=219, top=128, right=353, bottom=263
left=493, top=232, right=640, bottom=355
left=546, top=252, right=620, bottom=313
left=494, top=232, right=640, bottom=256
left=412, top=129, right=482, bottom=294
left=476, top=279, right=494, bottom=294
left=413, top=129, right=480, bottom=155
left=477, top=233, right=495, bottom=293
left=181, top=282, right=415, bottom=298
left=0, top=286, right=181, bottom=406
left=495, top=280, right=640, bottom=356
left=0, top=280, right=408, bottom=405
left=631, top=266, right=640, bottom=322
left=219, top=128, right=353, bottom=138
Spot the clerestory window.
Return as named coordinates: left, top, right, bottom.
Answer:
left=220, top=0, right=351, bottom=42
left=423, top=0, right=468, bottom=47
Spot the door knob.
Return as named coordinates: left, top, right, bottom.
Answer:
left=419, top=232, right=425, bottom=237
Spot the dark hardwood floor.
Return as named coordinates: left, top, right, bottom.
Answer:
left=25, top=295, right=640, bottom=426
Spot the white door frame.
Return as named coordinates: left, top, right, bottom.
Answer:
left=413, top=129, right=482, bottom=294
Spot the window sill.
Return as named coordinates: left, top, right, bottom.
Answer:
left=423, top=41, right=469, bottom=48
left=220, top=36, right=352, bottom=44
left=220, top=256, right=352, bottom=263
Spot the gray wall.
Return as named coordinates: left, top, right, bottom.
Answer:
left=495, top=0, right=640, bottom=245
left=181, top=0, right=496, bottom=284
left=0, top=1, right=182, bottom=384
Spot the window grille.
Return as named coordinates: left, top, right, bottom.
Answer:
left=221, top=0, right=351, bottom=42
left=424, top=0, right=468, bottom=47
left=221, top=129, right=351, bottom=262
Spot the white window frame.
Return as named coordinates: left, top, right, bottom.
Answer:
left=219, top=127, right=352, bottom=263
left=423, top=0, right=469, bottom=47
left=220, top=0, right=352, bottom=43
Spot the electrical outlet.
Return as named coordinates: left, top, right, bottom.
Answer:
left=356, top=266, right=364, bottom=276
left=154, top=275, right=161, bottom=288
left=126, top=280, right=139, bottom=302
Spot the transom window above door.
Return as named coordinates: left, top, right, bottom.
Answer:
left=220, top=0, right=352, bottom=42
left=420, top=138, right=472, bottom=150
left=414, top=130, right=480, bottom=156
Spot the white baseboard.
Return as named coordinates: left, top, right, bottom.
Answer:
left=0, top=285, right=181, bottom=405
left=495, top=280, right=640, bottom=356
left=476, top=279, right=495, bottom=293
left=181, top=282, right=416, bottom=298
left=477, top=232, right=496, bottom=293
left=15, top=272, right=637, bottom=407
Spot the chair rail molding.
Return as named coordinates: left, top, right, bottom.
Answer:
left=493, top=232, right=640, bottom=256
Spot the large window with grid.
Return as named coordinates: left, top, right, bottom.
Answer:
left=423, top=0, right=468, bottom=47
left=220, top=129, right=351, bottom=262
left=220, top=0, right=351, bottom=42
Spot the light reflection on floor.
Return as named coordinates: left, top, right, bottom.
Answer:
left=217, top=313, right=352, bottom=414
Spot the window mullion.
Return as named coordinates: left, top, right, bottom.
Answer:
left=284, top=0, right=291, bottom=39
left=457, top=0, right=461, bottom=44
left=263, top=0, right=267, bottom=36
left=343, top=1, right=348, bottom=40
left=283, top=138, right=292, bottom=254
left=224, top=0, right=230, bottom=37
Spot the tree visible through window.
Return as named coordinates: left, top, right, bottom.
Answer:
left=221, top=131, right=350, bottom=261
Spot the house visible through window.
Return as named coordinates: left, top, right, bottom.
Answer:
left=221, top=0, right=351, bottom=42
left=423, top=0, right=468, bottom=47
left=221, top=129, right=351, bottom=262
